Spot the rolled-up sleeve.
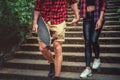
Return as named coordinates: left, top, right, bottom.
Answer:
left=69, top=0, right=77, bottom=5
left=34, top=0, right=41, bottom=11
left=101, top=0, right=106, bottom=11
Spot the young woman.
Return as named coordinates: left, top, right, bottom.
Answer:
left=78, top=0, right=106, bottom=78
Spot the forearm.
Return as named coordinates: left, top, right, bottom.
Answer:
left=99, top=11, right=104, bottom=21
left=71, top=3, right=79, bottom=19
left=33, top=11, right=40, bottom=24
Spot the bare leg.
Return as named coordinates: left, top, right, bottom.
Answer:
left=38, top=41, right=54, bottom=63
left=53, top=41, right=63, bottom=77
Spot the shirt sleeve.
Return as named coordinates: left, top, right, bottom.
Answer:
left=34, top=0, right=41, bottom=11
left=101, top=0, right=106, bottom=11
left=69, top=0, right=77, bottom=5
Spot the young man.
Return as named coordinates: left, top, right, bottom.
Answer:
left=33, top=0, right=79, bottom=80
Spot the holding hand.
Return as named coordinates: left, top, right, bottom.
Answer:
left=70, top=17, right=79, bottom=26
left=33, top=23, right=38, bottom=32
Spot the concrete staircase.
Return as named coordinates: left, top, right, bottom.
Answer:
left=0, top=0, right=120, bottom=80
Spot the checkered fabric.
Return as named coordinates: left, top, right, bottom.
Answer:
left=34, top=0, right=77, bottom=25
left=78, top=0, right=106, bottom=22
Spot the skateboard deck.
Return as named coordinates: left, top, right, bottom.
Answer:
left=37, top=16, right=51, bottom=46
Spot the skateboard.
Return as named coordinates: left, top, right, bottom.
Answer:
left=37, top=16, right=51, bottom=47
left=32, top=9, right=51, bottom=47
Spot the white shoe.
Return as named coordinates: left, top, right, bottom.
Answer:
left=92, top=58, right=100, bottom=69
left=80, top=68, right=92, bottom=78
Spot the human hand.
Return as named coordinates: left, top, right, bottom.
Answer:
left=32, top=23, right=38, bottom=32
left=70, top=17, right=79, bottom=26
left=95, top=19, right=102, bottom=30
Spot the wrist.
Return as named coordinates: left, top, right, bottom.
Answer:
left=75, top=15, right=80, bottom=20
left=33, top=21, right=37, bottom=25
left=98, top=18, right=103, bottom=22
left=99, top=17, right=103, bottom=21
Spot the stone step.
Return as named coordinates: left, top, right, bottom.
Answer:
left=106, top=5, right=119, bottom=8
left=68, top=12, right=120, bottom=16
left=64, top=37, right=120, bottom=44
left=20, top=44, right=120, bottom=53
left=65, top=31, right=120, bottom=37
left=107, top=1, right=120, bottom=3
left=70, top=16, right=119, bottom=19
left=107, top=3, right=120, bottom=6
left=65, top=26, right=120, bottom=31
left=69, top=2, right=120, bottom=8
left=4, top=59, right=120, bottom=75
left=68, top=9, right=119, bottom=13
left=26, top=37, right=120, bottom=45
left=67, top=25, right=120, bottom=31
left=0, top=68, right=120, bottom=80
left=67, top=16, right=119, bottom=21
left=68, top=10, right=120, bottom=13
left=67, top=14, right=119, bottom=18
left=32, top=31, right=120, bottom=37
left=68, top=17, right=119, bottom=21
left=67, top=17, right=119, bottom=21
left=66, top=25, right=120, bottom=28
left=107, top=0, right=120, bottom=2
left=14, top=51, right=120, bottom=63
left=104, top=16, right=119, bottom=20
left=66, top=21, right=120, bottom=26
left=30, top=25, right=120, bottom=32
left=74, top=6, right=120, bottom=10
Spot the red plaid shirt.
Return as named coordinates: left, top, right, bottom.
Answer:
left=35, top=0, right=77, bottom=25
left=78, top=0, right=106, bottom=22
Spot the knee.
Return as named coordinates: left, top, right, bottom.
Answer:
left=53, top=41, right=62, bottom=55
left=54, top=46, right=62, bottom=57
left=39, top=46, right=48, bottom=52
left=53, top=41, right=62, bottom=49
left=54, top=45, right=61, bottom=51
left=38, top=41, right=49, bottom=52
left=91, top=39, right=98, bottom=45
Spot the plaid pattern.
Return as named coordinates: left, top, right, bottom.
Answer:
left=79, top=0, right=106, bottom=22
left=34, top=0, right=77, bottom=25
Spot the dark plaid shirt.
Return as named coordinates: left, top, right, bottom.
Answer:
left=35, top=0, right=77, bottom=25
left=78, top=0, right=106, bottom=22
